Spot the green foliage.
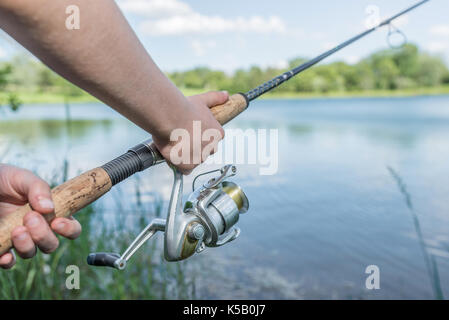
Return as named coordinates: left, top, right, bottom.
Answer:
left=6, top=93, right=21, bottom=111
left=0, top=63, right=22, bottom=111
left=0, top=187, right=196, bottom=300
left=0, top=63, right=12, bottom=87
left=166, top=43, right=448, bottom=95
left=0, top=43, right=448, bottom=102
left=1, top=54, right=86, bottom=103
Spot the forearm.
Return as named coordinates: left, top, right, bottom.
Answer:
left=0, top=0, right=190, bottom=138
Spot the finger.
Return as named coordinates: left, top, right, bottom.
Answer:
left=7, top=167, right=54, bottom=214
left=11, top=226, right=36, bottom=259
left=24, top=211, right=59, bottom=254
left=196, top=91, right=229, bottom=108
left=51, top=217, right=82, bottom=240
left=0, top=251, right=16, bottom=269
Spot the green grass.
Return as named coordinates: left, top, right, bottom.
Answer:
left=388, top=167, right=444, bottom=300
left=0, top=91, right=98, bottom=104
left=0, top=178, right=196, bottom=300
left=2, top=85, right=449, bottom=105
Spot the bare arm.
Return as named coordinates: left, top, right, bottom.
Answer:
left=0, top=0, right=226, bottom=172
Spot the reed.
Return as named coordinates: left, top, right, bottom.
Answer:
left=0, top=174, right=196, bottom=299
left=388, top=166, right=444, bottom=300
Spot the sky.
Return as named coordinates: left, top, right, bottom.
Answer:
left=0, top=0, right=448, bottom=73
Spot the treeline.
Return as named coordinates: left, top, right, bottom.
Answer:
left=1, top=44, right=448, bottom=110
left=0, top=54, right=85, bottom=96
left=0, top=63, right=21, bottom=110
left=169, top=44, right=449, bottom=94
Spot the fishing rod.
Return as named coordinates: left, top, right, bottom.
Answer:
left=0, top=0, right=429, bottom=269
left=245, top=0, right=430, bottom=102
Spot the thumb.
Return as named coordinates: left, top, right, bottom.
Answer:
left=196, top=91, right=229, bottom=108
left=1, top=165, right=54, bottom=214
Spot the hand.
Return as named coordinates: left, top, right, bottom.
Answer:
left=0, top=165, right=82, bottom=269
left=152, top=91, right=227, bottom=174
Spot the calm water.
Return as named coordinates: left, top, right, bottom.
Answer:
left=1, top=95, right=449, bottom=299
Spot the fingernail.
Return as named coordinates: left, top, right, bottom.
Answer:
left=15, top=232, right=28, bottom=241
left=221, top=90, right=228, bottom=95
left=26, top=216, right=40, bottom=228
left=54, top=222, right=65, bottom=231
left=38, top=197, right=54, bottom=210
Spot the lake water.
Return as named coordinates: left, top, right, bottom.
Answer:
left=1, top=95, right=449, bottom=299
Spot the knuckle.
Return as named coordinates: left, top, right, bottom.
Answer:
left=15, top=167, right=32, bottom=179
left=31, top=229, right=47, bottom=243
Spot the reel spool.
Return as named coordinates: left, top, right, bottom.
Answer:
left=87, top=164, right=249, bottom=270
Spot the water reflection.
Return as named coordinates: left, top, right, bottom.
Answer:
left=1, top=96, right=449, bottom=299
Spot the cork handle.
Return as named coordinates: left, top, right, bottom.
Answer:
left=0, top=167, right=112, bottom=255
left=210, top=93, right=248, bottom=125
left=0, top=93, right=248, bottom=256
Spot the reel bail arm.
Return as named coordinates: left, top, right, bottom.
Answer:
left=87, top=164, right=249, bottom=270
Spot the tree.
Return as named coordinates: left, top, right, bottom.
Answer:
left=368, top=54, right=400, bottom=89
left=392, top=44, right=420, bottom=78
left=0, top=63, right=21, bottom=111
left=415, top=54, right=449, bottom=87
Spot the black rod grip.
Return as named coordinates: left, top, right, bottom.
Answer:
left=101, top=141, right=155, bottom=186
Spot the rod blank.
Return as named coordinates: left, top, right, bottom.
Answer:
left=244, top=0, right=430, bottom=102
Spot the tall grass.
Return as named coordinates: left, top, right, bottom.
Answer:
left=388, top=166, right=444, bottom=300
left=0, top=181, right=196, bottom=299
left=0, top=99, right=199, bottom=300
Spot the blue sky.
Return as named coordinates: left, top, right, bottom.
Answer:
left=1, top=0, right=448, bottom=73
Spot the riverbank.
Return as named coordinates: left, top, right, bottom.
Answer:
left=2, top=85, right=449, bottom=104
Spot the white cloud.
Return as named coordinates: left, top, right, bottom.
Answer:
left=117, top=0, right=190, bottom=19
left=426, top=41, right=449, bottom=53
left=118, top=0, right=286, bottom=36
left=343, top=55, right=361, bottom=65
left=430, top=24, right=449, bottom=37
left=190, top=40, right=217, bottom=57
left=392, top=15, right=409, bottom=28
left=140, top=14, right=286, bottom=36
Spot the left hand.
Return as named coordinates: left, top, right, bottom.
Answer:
left=0, top=165, right=82, bottom=269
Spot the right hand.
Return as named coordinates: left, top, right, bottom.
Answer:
left=152, top=91, right=227, bottom=174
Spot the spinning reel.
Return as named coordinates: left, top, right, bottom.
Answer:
left=87, top=164, right=249, bottom=270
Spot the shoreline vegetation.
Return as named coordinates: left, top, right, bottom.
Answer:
left=1, top=85, right=449, bottom=105
left=1, top=43, right=449, bottom=107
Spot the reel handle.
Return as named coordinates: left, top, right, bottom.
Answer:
left=0, top=93, right=249, bottom=256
